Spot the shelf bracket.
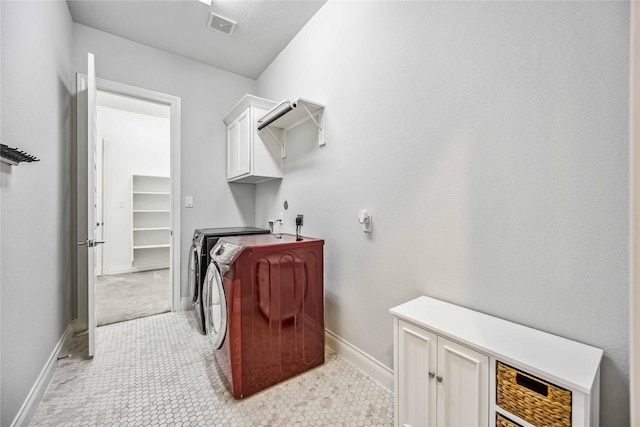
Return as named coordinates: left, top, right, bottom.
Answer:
left=300, top=103, right=325, bottom=147
left=256, top=98, right=326, bottom=153
left=263, top=127, right=286, bottom=159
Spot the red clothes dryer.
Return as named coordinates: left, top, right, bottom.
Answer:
left=203, top=233, right=325, bottom=398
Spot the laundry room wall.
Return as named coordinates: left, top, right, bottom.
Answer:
left=1, top=1, right=74, bottom=425
left=72, top=24, right=258, bottom=311
left=255, top=1, right=630, bottom=425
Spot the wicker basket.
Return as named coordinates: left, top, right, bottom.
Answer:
left=496, top=413, right=523, bottom=427
left=496, top=361, right=572, bottom=427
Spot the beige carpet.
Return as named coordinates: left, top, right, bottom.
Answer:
left=96, top=269, right=171, bottom=326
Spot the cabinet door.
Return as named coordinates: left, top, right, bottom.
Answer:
left=436, top=337, right=488, bottom=427
left=227, top=108, right=251, bottom=179
left=398, top=320, right=437, bottom=427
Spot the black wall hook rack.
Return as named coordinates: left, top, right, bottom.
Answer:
left=0, top=144, right=40, bottom=165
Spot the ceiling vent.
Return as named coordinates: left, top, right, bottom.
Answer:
left=207, top=12, right=237, bottom=36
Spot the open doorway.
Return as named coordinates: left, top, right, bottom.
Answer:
left=95, top=90, right=172, bottom=326
left=76, top=71, right=181, bottom=348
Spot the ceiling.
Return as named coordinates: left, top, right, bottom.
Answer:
left=66, top=0, right=327, bottom=79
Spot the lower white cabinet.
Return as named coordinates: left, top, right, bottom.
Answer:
left=391, top=296, right=603, bottom=427
left=396, top=319, right=488, bottom=427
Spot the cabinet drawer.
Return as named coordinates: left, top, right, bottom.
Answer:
left=496, top=361, right=572, bottom=427
left=496, top=413, right=523, bottom=427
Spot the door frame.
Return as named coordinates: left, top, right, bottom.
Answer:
left=76, top=75, right=182, bottom=330
left=631, top=2, right=639, bottom=423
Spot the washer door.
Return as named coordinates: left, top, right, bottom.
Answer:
left=203, top=261, right=227, bottom=349
left=188, top=244, right=200, bottom=304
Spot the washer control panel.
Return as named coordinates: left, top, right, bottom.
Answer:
left=211, top=241, right=242, bottom=265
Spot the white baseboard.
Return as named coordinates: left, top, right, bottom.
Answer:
left=11, top=323, right=74, bottom=427
left=325, top=329, right=393, bottom=392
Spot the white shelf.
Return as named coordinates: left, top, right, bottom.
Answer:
left=132, top=191, right=170, bottom=195
left=257, top=98, right=325, bottom=158
left=390, top=296, right=603, bottom=427
left=390, top=296, right=602, bottom=393
left=131, top=174, right=170, bottom=271
left=133, top=227, right=171, bottom=232
left=133, top=244, right=170, bottom=250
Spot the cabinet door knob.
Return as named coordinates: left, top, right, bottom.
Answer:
left=428, top=372, right=435, bottom=379
left=436, top=376, right=443, bottom=383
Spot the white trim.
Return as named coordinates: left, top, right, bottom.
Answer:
left=324, top=329, right=393, bottom=392
left=11, top=324, right=74, bottom=427
left=76, top=74, right=182, bottom=316
left=631, top=2, right=640, bottom=424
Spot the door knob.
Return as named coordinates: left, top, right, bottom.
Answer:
left=428, top=372, right=435, bottom=379
left=77, top=240, right=105, bottom=247
left=436, top=376, right=443, bottom=383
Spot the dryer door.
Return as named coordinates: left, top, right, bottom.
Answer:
left=203, top=261, right=227, bottom=349
left=188, top=244, right=200, bottom=304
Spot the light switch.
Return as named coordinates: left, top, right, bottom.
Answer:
left=185, top=196, right=194, bottom=208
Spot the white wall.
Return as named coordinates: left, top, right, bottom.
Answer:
left=72, top=23, right=258, bottom=304
left=97, top=104, right=170, bottom=274
left=256, top=1, right=630, bottom=424
left=0, top=1, right=74, bottom=425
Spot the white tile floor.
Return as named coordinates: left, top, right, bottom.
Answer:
left=31, top=311, right=393, bottom=426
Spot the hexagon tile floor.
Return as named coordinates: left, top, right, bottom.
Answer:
left=30, top=311, right=393, bottom=426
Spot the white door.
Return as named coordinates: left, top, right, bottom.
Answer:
left=227, top=108, right=250, bottom=179
left=397, top=320, right=437, bottom=427
left=436, top=337, right=489, bottom=427
left=85, top=52, right=99, bottom=357
left=95, top=137, right=105, bottom=276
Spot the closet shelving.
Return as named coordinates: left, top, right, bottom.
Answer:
left=257, top=98, right=325, bottom=158
left=131, top=175, right=170, bottom=270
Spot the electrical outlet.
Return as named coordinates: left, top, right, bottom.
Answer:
left=296, top=214, right=304, bottom=226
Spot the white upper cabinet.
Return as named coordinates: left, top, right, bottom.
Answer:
left=223, top=94, right=281, bottom=184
